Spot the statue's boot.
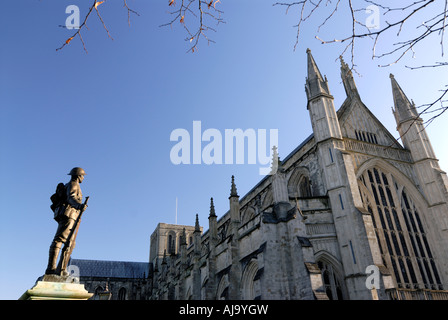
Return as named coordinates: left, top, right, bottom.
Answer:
left=45, top=243, right=61, bottom=275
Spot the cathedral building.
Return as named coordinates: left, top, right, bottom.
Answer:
left=70, top=49, right=448, bottom=300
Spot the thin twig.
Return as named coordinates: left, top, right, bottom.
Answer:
left=160, top=0, right=224, bottom=53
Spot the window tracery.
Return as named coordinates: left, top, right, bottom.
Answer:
left=358, top=167, right=443, bottom=290
left=317, top=260, right=344, bottom=300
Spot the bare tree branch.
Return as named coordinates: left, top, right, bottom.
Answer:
left=124, top=0, right=140, bottom=26
left=56, top=0, right=97, bottom=53
left=54, top=0, right=447, bottom=132
left=57, top=0, right=140, bottom=53
left=273, top=0, right=448, bottom=136
left=160, top=0, right=225, bottom=53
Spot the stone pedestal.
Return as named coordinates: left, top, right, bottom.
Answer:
left=19, top=276, right=93, bottom=300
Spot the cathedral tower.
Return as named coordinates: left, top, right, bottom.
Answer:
left=305, top=48, right=342, bottom=142
left=391, top=74, right=448, bottom=285
left=306, top=50, right=389, bottom=299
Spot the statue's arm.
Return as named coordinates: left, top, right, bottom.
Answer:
left=66, top=183, right=83, bottom=210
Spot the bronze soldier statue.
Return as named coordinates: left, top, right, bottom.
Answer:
left=45, top=167, right=89, bottom=277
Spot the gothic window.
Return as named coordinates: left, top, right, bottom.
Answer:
left=288, top=168, right=312, bottom=199
left=118, top=287, right=127, bottom=300
left=217, top=275, right=229, bottom=300
left=299, top=176, right=312, bottom=198
left=167, top=232, right=176, bottom=254
left=241, top=260, right=261, bottom=300
left=358, top=167, right=443, bottom=290
left=354, top=130, right=378, bottom=144
left=317, top=261, right=344, bottom=300
left=168, top=234, right=174, bottom=254
left=362, top=131, right=367, bottom=142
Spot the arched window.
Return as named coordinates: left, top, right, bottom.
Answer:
left=298, top=176, right=312, bottom=198
left=358, top=167, right=443, bottom=290
left=241, top=260, right=261, bottom=300
left=317, top=260, right=344, bottom=300
left=118, top=287, right=127, bottom=300
left=216, top=275, right=229, bottom=300
left=167, top=232, right=176, bottom=254
left=287, top=167, right=313, bottom=198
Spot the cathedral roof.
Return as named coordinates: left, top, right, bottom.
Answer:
left=69, top=258, right=149, bottom=279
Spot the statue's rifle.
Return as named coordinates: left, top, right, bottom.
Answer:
left=79, top=196, right=90, bottom=219
left=69, top=196, right=90, bottom=244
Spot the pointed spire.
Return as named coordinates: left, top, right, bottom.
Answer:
left=270, top=145, right=283, bottom=175
left=340, top=56, right=360, bottom=99
left=209, top=197, right=218, bottom=242
left=209, top=197, right=217, bottom=218
left=162, top=250, right=167, bottom=265
left=194, top=214, right=200, bottom=233
left=272, top=145, right=279, bottom=160
left=230, top=175, right=238, bottom=198
left=307, top=48, right=324, bottom=81
left=390, top=74, right=418, bottom=123
left=305, top=49, right=331, bottom=101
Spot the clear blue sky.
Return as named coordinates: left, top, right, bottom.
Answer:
left=1, top=1, right=446, bottom=299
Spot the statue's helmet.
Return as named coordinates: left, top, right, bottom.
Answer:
left=68, top=167, right=87, bottom=176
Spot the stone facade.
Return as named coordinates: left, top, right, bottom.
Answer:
left=72, top=50, right=448, bottom=300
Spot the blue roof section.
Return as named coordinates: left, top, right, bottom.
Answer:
left=69, top=258, right=149, bottom=279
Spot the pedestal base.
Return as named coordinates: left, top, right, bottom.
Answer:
left=19, top=280, right=93, bottom=300
left=39, top=274, right=80, bottom=284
